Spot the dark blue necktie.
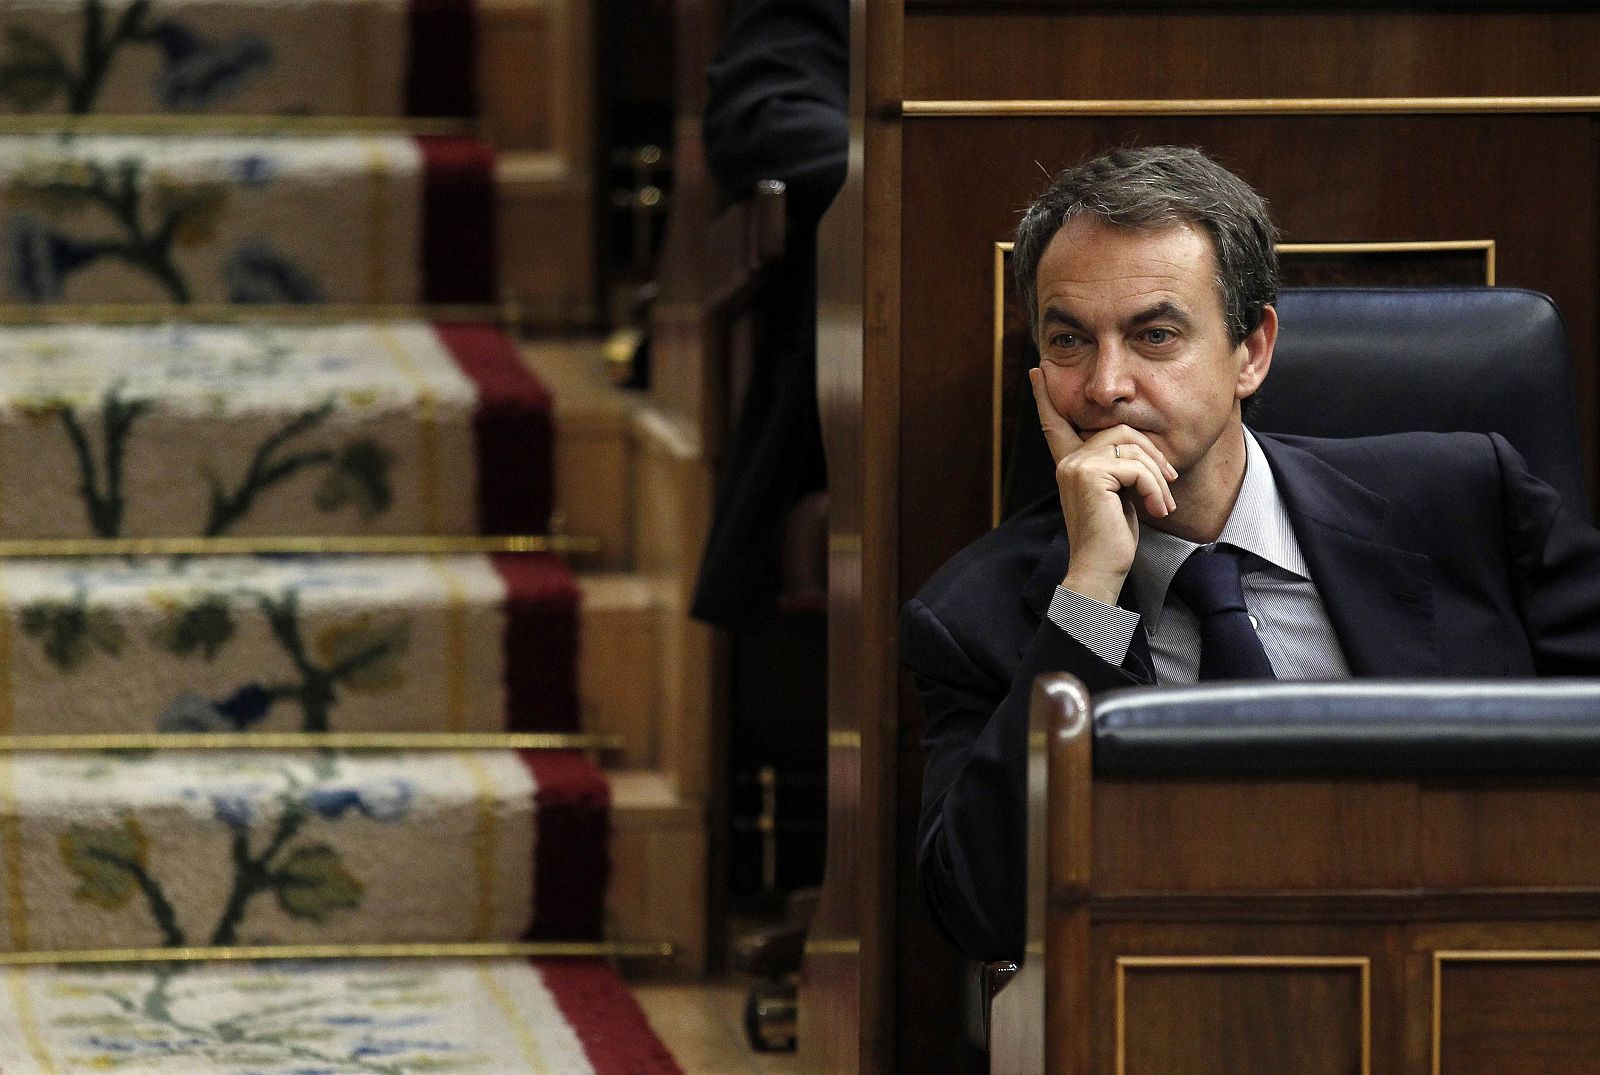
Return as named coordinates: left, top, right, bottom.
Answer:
left=1169, top=545, right=1276, bottom=681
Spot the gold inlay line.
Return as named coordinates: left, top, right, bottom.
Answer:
left=479, top=963, right=554, bottom=1074
left=0, top=117, right=474, bottom=136
left=1116, top=956, right=1370, bottom=1075
left=0, top=535, right=597, bottom=558
left=426, top=559, right=472, bottom=733
left=0, top=304, right=502, bottom=325
left=6, top=967, right=56, bottom=1073
left=0, top=941, right=674, bottom=966
left=362, top=138, right=392, bottom=304
left=463, top=754, right=501, bottom=941
left=0, top=732, right=620, bottom=752
left=905, top=96, right=1600, bottom=117
left=802, top=939, right=861, bottom=956
left=376, top=323, right=444, bottom=532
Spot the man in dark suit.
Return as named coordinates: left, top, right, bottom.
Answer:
left=902, top=146, right=1600, bottom=962
left=692, top=0, right=849, bottom=628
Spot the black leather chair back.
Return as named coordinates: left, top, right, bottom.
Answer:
left=1002, top=287, right=1592, bottom=524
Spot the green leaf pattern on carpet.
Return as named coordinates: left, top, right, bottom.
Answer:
left=21, top=568, right=413, bottom=738
left=0, top=0, right=272, bottom=115
left=2, top=154, right=303, bottom=303
left=49, top=751, right=414, bottom=947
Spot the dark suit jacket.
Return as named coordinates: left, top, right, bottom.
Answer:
left=691, top=0, right=848, bottom=628
left=901, top=430, right=1600, bottom=961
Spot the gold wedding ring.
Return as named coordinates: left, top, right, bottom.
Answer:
left=1113, top=444, right=1122, bottom=459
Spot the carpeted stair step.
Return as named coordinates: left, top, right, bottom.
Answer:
left=0, top=956, right=681, bottom=1073
left=0, top=320, right=548, bottom=536
left=1, top=552, right=578, bottom=734
left=0, top=0, right=476, bottom=119
left=0, top=747, right=607, bottom=952
left=0, top=133, right=495, bottom=304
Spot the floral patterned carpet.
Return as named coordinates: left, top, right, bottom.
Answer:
left=0, top=0, right=685, bottom=1068
left=0, top=957, right=680, bottom=1073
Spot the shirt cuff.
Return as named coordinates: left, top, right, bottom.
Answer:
left=1047, top=586, right=1141, bottom=667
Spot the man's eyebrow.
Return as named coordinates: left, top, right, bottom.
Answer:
left=1038, top=307, right=1087, bottom=332
left=1127, top=301, right=1193, bottom=330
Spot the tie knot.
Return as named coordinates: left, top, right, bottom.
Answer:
left=1170, top=545, right=1250, bottom=619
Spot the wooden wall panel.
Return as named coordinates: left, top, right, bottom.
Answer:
left=904, top=12, right=1600, bottom=100
left=1092, top=923, right=1400, bottom=1075
left=1092, top=778, right=1418, bottom=892
left=1437, top=959, right=1600, bottom=1074
left=1121, top=964, right=1366, bottom=1075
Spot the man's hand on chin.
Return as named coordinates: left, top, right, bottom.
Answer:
left=1030, top=367, right=1177, bottom=606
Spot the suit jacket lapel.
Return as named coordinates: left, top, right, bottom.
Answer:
left=1256, top=434, right=1440, bottom=676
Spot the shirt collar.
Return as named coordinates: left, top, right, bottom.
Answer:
left=1129, top=427, right=1310, bottom=633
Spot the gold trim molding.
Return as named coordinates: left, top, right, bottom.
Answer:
left=1280, top=240, right=1496, bottom=285
left=0, top=940, right=673, bottom=967
left=803, top=938, right=861, bottom=956
left=0, top=535, right=598, bottom=558
left=906, top=96, right=1600, bottom=118
left=0, top=732, right=620, bottom=753
left=0, top=116, right=478, bottom=136
left=1431, top=949, right=1600, bottom=1075
left=1116, top=956, right=1371, bottom=1075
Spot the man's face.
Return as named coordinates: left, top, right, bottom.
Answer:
left=1033, top=217, right=1273, bottom=487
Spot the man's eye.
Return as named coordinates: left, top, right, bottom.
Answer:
left=1049, top=334, right=1080, bottom=349
left=1143, top=328, right=1176, bottom=345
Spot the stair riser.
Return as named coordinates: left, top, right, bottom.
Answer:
left=0, top=322, right=549, bottom=536
left=0, top=135, right=494, bottom=304
left=0, top=0, right=476, bottom=118
left=0, top=749, right=605, bottom=951
left=0, top=554, right=577, bottom=735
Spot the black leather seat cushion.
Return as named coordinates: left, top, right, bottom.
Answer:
left=1093, top=680, right=1600, bottom=775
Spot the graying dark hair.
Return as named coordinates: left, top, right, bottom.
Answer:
left=1015, top=146, right=1279, bottom=347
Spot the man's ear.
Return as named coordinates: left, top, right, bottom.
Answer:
left=1236, top=304, right=1277, bottom=399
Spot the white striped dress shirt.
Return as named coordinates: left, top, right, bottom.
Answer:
left=1048, top=428, right=1351, bottom=683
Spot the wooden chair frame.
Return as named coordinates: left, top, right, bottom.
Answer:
left=992, top=675, right=1600, bottom=1074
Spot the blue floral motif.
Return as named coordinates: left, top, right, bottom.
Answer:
left=224, top=241, right=324, bottom=304
left=231, top=153, right=276, bottom=187
left=157, top=685, right=273, bottom=732
left=210, top=792, right=256, bottom=828
left=4, top=214, right=100, bottom=300
left=146, top=20, right=272, bottom=110
left=306, top=779, right=415, bottom=823
left=156, top=691, right=231, bottom=733
left=215, top=683, right=273, bottom=727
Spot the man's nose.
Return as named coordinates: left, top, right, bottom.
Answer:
left=1084, top=343, right=1135, bottom=407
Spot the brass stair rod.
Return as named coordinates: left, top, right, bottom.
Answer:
left=0, top=940, right=675, bottom=966
left=0, top=534, right=599, bottom=557
left=0, top=731, right=623, bottom=752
